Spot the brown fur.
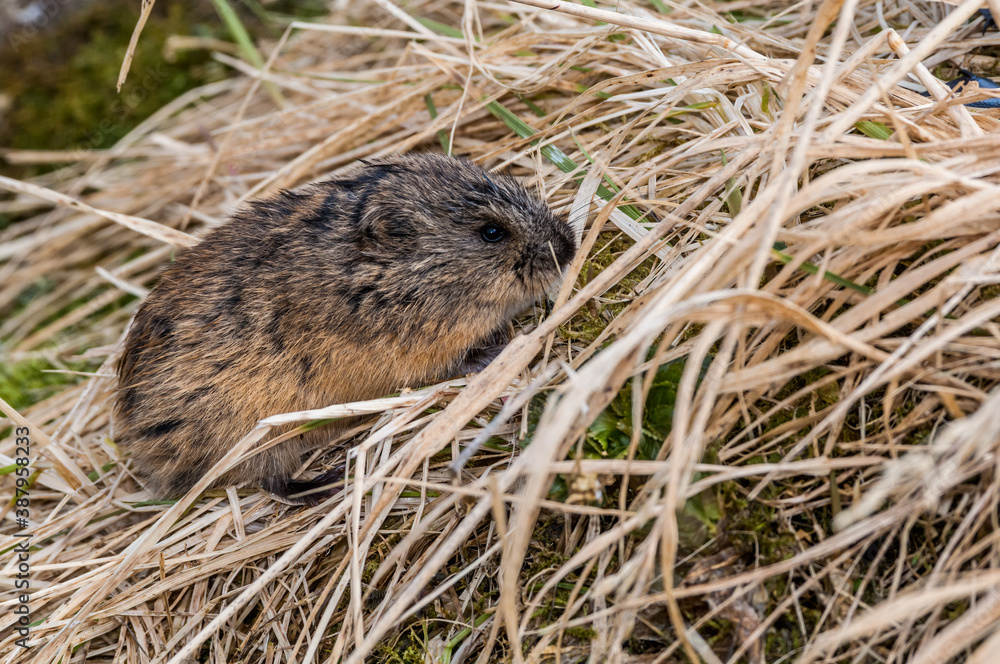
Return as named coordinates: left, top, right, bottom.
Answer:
left=113, top=154, right=577, bottom=504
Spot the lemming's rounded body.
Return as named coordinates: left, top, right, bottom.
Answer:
left=114, top=154, right=577, bottom=503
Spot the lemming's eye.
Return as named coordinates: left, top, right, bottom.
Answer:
left=480, top=224, right=507, bottom=243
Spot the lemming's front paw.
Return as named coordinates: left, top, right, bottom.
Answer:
left=455, top=343, right=507, bottom=374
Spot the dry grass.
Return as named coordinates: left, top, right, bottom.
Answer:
left=3, top=0, right=1000, bottom=661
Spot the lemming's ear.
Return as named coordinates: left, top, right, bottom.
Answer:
left=357, top=201, right=392, bottom=247
left=352, top=162, right=416, bottom=248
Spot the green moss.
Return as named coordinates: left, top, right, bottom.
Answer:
left=0, top=356, right=91, bottom=412
left=0, top=0, right=353, bottom=180
left=265, top=0, right=330, bottom=21
left=559, top=231, right=657, bottom=344
left=720, top=488, right=797, bottom=564
left=981, top=284, right=1000, bottom=301
left=564, top=625, right=597, bottom=641
left=0, top=2, right=234, bottom=176
left=524, top=354, right=711, bottom=466
left=373, top=624, right=439, bottom=664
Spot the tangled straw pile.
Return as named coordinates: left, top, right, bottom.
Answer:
left=3, top=0, right=1000, bottom=661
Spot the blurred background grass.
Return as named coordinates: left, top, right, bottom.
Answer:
left=0, top=0, right=328, bottom=180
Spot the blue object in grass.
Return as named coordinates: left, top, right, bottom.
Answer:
left=923, top=12, right=1000, bottom=109
left=920, top=69, right=1000, bottom=109
left=980, top=9, right=996, bottom=33
left=929, top=11, right=1000, bottom=108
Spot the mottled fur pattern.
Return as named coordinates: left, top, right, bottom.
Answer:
left=114, top=154, right=577, bottom=503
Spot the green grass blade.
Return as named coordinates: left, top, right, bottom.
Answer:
left=486, top=100, right=645, bottom=221
left=210, top=0, right=263, bottom=68
left=516, top=94, right=547, bottom=118
left=771, top=247, right=874, bottom=295
left=209, top=0, right=285, bottom=106
left=855, top=120, right=892, bottom=140
left=424, top=93, right=451, bottom=155
left=569, top=134, right=646, bottom=220
left=415, top=16, right=467, bottom=39
left=236, top=0, right=272, bottom=26
left=719, top=150, right=743, bottom=216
